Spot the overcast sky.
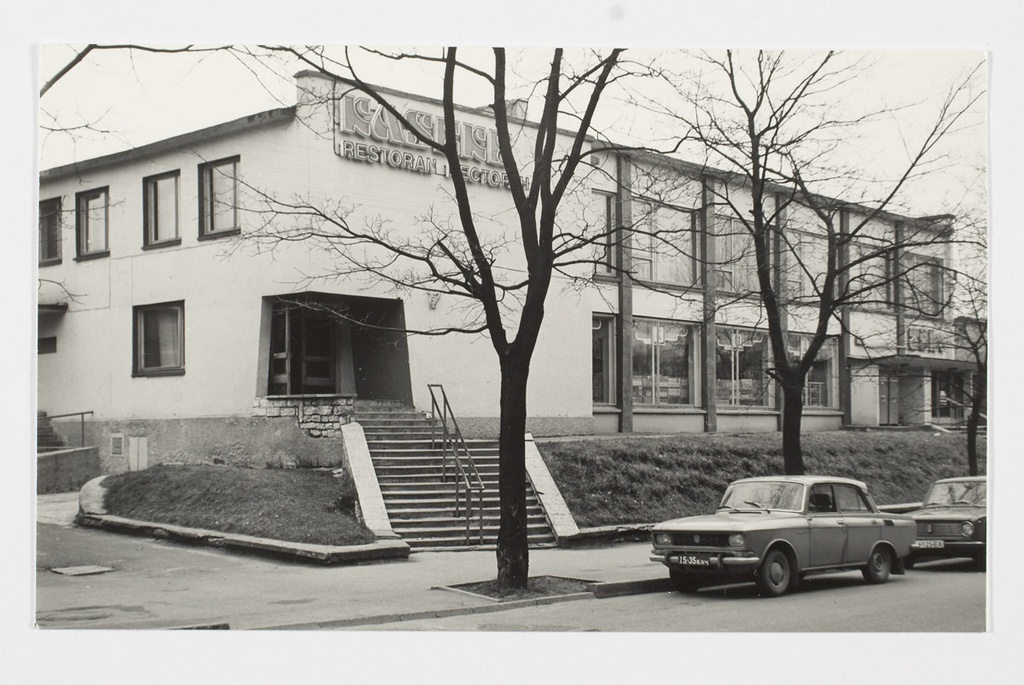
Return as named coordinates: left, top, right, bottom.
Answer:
left=8, top=0, right=1024, bottom=681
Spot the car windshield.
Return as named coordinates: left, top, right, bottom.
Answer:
left=923, top=480, right=987, bottom=507
left=719, top=481, right=805, bottom=512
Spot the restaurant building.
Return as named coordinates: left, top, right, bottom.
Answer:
left=37, top=72, right=974, bottom=473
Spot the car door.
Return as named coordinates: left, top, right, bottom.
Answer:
left=807, top=484, right=847, bottom=567
left=835, top=484, right=881, bottom=564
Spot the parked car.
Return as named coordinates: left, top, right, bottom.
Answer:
left=906, top=476, right=987, bottom=571
left=650, top=476, right=916, bottom=597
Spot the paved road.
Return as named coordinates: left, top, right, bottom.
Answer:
left=36, top=512, right=985, bottom=632
left=350, top=558, right=986, bottom=632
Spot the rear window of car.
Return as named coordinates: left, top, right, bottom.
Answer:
left=835, top=484, right=872, bottom=512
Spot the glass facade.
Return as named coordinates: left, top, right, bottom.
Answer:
left=632, top=319, right=695, bottom=406
left=715, top=327, right=772, bottom=407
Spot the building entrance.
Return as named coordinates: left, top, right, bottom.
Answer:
left=878, top=369, right=900, bottom=425
left=263, top=293, right=413, bottom=404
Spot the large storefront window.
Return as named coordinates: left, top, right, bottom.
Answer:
left=716, top=328, right=772, bottom=407
left=786, top=334, right=838, bottom=408
left=632, top=319, right=695, bottom=406
left=593, top=316, right=616, bottom=404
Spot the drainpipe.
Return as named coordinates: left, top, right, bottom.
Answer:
left=700, top=177, right=718, bottom=433
left=838, top=209, right=853, bottom=426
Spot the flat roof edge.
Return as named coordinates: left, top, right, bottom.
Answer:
left=40, top=106, right=296, bottom=181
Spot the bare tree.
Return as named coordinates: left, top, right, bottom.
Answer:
left=228, top=46, right=627, bottom=588
left=650, top=50, right=984, bottom=474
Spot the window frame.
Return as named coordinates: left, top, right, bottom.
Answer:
left=633, top=201, right=697, bottom=287
left=39, top=197, right=63, bottom=266
left=631, top=317, right=698, bottom=407
left=785, top=333, right=839, bottom=409
left=716, top=216, right=759, bottom=294
left=715, top=326, right=774, bottom=408
left=593, top=193, right=616, bottom=276
left=132, top=300, right=186, bottom=377
left=198, top=156, right=240, bottom=240
left=904, top=252, right=945, bottom=316
left=143, top=170, right=181, bottom=249
left=592, top=315, right=617, bottom=405
left=75, top=187, right=110, bottom=260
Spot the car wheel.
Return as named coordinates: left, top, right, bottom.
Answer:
left=669, top=569, right=700, bottom=593
left=862, top=546, right=892, bottom=584
left=756, top=548, right=793, bottom=597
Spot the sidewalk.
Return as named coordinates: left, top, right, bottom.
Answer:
left=36, top=493, right=667, bottom=630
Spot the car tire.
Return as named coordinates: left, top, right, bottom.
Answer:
left=669, top=569, right=700, bottom=593
left=756, top=548, right=793, bottom=597
left=862, top=546, right=892, bottom=584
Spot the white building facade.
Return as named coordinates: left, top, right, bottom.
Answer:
left=37, top=73, right=973, bottom=474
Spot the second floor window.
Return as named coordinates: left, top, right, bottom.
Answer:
left=633, top=202, right=696, bottom=286
left=716, top=217, right=759, bottom=294
left=144, top=171, right=180, bottom=246
left=76, top=187, right=109, bottom=258
left=593, top=193, right=615, bottom=275
left=904, top=253, right=945, bottom=315
left=39, top=197, right=62, bottom=265
left=199, top=156, right=239, bottom=238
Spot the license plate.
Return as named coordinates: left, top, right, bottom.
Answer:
left=674, top=554, right=712, bottom=567
left=914, top=540, right=945, bottom=549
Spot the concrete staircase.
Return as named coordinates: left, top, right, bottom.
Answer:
left=354, top=401, right=556, bottom=549
left=36, top=412, right=66, bottom=453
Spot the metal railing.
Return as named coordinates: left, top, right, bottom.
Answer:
left=427, top=384, right=485, bottom=544
left=41, top=410, right=94, bottom=448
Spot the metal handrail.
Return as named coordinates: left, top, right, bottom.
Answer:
left=427, top=384, right=485, bottom=544
left=40, top=410, right=94, bottom=448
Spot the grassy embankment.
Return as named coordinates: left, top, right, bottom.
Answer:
left=538, top=431, right=986, bottom=528
left=99, top=464, right=375, bottom=546
left=97, top=431, right=984, bottom=544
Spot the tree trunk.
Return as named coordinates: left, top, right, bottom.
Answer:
left=495, top=353, right=531, bottom=589
left=780, top=380, right=806, bottom=475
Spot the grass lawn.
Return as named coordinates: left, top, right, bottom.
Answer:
left=99, top=464, right=375, bottom=546
left=538, top=430, right=986, bottom=528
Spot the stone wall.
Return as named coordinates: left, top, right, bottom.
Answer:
left=251, top=395, right=355, bottom=438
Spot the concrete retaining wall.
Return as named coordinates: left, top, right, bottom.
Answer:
left=37, top=447, right=101, bottom=493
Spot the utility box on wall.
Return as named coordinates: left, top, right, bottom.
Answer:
left=128, top=437, right=148, bottom=471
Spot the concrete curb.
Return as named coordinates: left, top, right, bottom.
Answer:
left=75, top=513, right=411, bottom=564
left=264, top=576, right=669, bottom=629
left=561, top=524, right=653, bottom=546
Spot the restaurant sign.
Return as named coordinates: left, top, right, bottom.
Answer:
left=335, top=95, right=529, bottom=190
left=906, top=325, right=950, bottom=354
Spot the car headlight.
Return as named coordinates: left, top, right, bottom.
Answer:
left=728, top=533, right=745, bottom=547
left=961, top=522, right=975, bottom=537
left=654, top=533, right=673, bottom=545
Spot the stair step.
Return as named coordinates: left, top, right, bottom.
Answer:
left=392, top=521, right=555, bottom=536
left=404, top=535, right=557, bottom=549
left=366, top=440, right=501, bottom=450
